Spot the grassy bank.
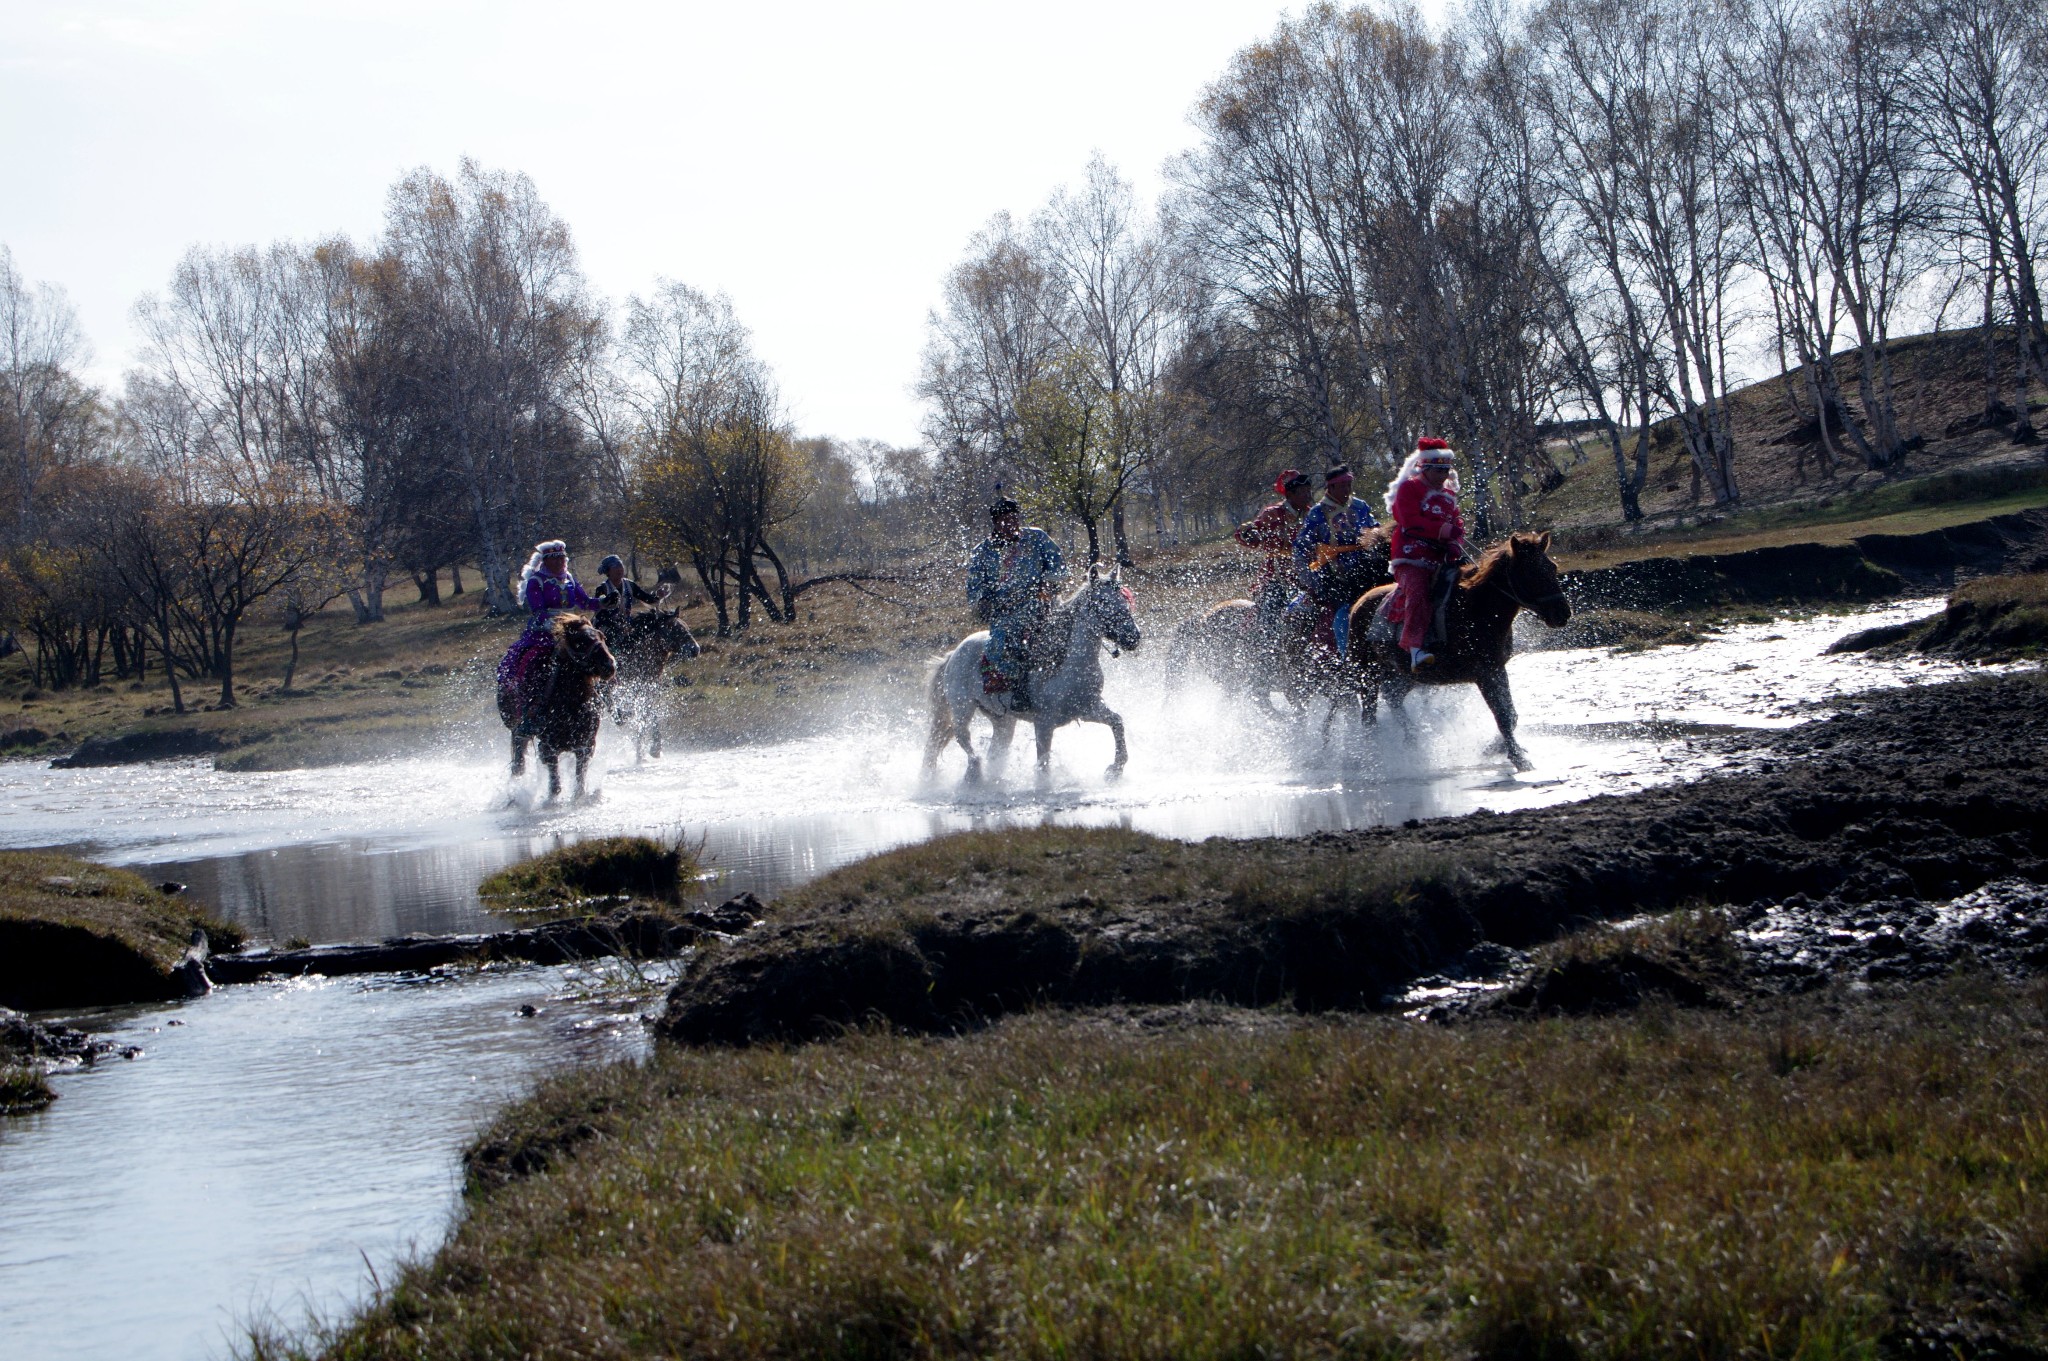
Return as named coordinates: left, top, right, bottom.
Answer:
left=0, top=850, right=242, bottom=1010
left=259, top=976, right=2048, bottom=1361
left=476, top=836, right=703, bottom=914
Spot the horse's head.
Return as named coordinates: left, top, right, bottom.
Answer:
left=632, top=607, right=701, bottom=662
left=1503, top=532, right=1570, bottom=628
left=553, top=613, right=618, bottom=680
left=1083, top=563, right=1142, bottom=653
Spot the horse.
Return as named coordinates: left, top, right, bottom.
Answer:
left=924, top=566, right=1144, bottom=783
left=1166, top=536, right=1390, bottom=726
left=602, top=608, right=701, bottom=763
left=498, top=612, right=617, bottom=799
left=1347, top=531, right=1570, bottom=771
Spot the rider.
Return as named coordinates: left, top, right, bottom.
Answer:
left=590, top=553, right=671, bottom=650
left=1384, top=437, right=1467, bottom=671
left=966, top=496, right=1068, bottom=714
left=1234, top=468, right=1314, bottom=629
left=1290, top=463, right=1381, bottom=661
left=497, top=539, right=601, bottom=695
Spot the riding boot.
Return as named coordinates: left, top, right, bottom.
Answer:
left=1410, top=646, right=1435, bottom=670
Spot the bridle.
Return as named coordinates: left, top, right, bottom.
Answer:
left=1491, top=558, right=1568, bottom=615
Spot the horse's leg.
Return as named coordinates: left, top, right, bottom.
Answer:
left=1359, top=664, right=1380, bottom=728
left=573, top=745, right=592, bottom=798
left=542, top=746, right=563, bottom=800
left=952, top=702, right=983, bottom=782
left=988, top=716, right=1017, bottom=778
left=1034, top=719, right=1056, bottom=776
left=648, top=719, right=662, bottom=760
left=1384, top=670, right=1419, bottom=739
left=1476, top=667, right=1532, bottom=771
left=509, top=732, right=527, bottom=778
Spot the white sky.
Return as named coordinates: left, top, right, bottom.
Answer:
left=2, top=0, right=1441, bottom=449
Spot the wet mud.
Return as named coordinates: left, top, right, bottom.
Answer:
left=660, top=671, right=2048, bottom=1044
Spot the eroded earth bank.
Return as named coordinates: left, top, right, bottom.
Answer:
left=662, top=671, right=2048, bottom=1042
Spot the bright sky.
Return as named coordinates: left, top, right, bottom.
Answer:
left=1, top=0, right=1440, bottom=449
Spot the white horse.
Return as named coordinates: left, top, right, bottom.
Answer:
left=924, top=567, right=1143, bottom=782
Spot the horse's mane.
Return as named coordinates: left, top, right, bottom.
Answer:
left=549, top=611, right=590, bottom=640
left=1458, top=533, right=1548, bottom=590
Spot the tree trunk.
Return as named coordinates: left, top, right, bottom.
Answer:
left=281, top=626, right=302, bottom=692
left=157, top=612, right=185, bottom=716
left=217, top=617, right=239, bottom=708
left=415, top=570, right=442, bottom=606
left=450, top=564, right=464, bottom=596
left=1110, top=500, right=1132, bottom=566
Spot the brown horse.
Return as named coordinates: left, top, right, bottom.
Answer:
left=1347, top=532, right=1570, bottom=770
left=602, top=608, right=701, bottom=763
left=499, top=613, right=617, bottom=799
left=1165, top=535, right=1391, bottom=724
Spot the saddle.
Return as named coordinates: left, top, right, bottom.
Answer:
left=1366, top=568, right=1457, bottom=648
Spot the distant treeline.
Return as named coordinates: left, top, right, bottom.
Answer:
left=0, top=164, right=936, bottom=703
left=922, top=0, right=2048, bottom=545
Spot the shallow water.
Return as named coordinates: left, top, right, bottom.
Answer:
left=0, top=596, right=2008, bottom=1359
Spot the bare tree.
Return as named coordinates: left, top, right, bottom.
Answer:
left=0, top=246, right=98, bottom=542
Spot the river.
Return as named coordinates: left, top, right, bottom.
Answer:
left=0, top=597, right=1988, bottom=1359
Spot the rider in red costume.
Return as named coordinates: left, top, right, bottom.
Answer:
left=1384, top=437, right=1466, bottom=670
left=1233, top=468, right=1314, bottom=625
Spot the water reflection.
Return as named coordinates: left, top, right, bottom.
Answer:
left=0, top=966, right=651, bottom=1361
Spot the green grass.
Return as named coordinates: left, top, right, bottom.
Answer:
left=255, top=977, right=2048, bottom=1360
left=476, top=836, right=701, bottom=914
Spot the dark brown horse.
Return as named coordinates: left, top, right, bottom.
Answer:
left=1347, top=531, right=1570, bottom=770
left=1165, top=534, right=1391, bottom=724
left=602, top=608, right=701, bottom=763
left=499, top=613, right=617, bottom=799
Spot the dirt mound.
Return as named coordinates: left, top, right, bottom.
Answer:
left=50, top=728, right=227, bottom=768
left=1828, top=572, right=2048, bottom=662
left=1571, top=507, right=2048, bottom=613
left=659, top=673, right=2048, bottom=1046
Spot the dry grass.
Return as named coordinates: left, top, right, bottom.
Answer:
left=0, top=1062, right=54, bottom=1113
left=255, top=978, right=2048, bottom=1360
left=0, top=849, right=242, bottom=966
left=476, top=835, right=702, bottom=914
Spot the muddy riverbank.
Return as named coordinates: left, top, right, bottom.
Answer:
left=660, top=670, right=2048, bottom=1043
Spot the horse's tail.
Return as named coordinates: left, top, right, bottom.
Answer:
left=923, top=656, right=954, bottom=766
left=1163, top=616, right=1207, bottom=695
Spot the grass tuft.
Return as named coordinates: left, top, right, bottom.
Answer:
left=0, top=1063, right=54, bottom=1114
left=476, top=836, right=699, bottom=913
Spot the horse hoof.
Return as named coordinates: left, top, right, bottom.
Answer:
left=1104, top=766, right=1125, bottom=783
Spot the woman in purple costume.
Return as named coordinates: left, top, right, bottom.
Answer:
left=498, top=539, right=601, bottom=689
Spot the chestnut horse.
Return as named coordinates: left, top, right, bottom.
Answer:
left=499, top=613, right=617, bottom=799
left=1347, top=532, right=1570, bottom=770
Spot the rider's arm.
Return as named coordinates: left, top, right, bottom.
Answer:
left=628, top=580, right=663, bottom=605
left=1034, top=530, right=1068, bottom=585
left=966, top=543, right=997, bottom=619
left=1291, top=508, right=1325, bottom=585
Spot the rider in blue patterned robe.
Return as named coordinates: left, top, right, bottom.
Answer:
left=966, top=498, right=1068, bottom=714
